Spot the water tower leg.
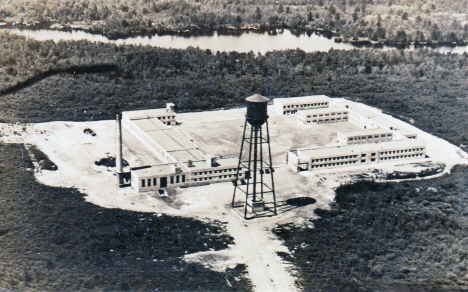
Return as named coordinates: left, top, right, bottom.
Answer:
left=232, top=119, right=248, bottom=207
left=266, top=120, right=277, bottom=215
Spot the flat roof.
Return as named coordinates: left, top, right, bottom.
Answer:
left=132, top=163, right=186, bottom=177
left=145, top=129, right=197, bottom=151
left=298, top=106, right=348, bottom=115
left=339, top=128, right=392, bottom=137
left=274, top=95, right=330, bottom=105
left=298, top=139, right=425, bottom=158
left=348, top=105, right=417, bottom=135
left=185, top=157, right=239, bottom=171
left=123, top=108, right=174, bottom=120
left=130, top=117, right=197, bottom=152
left=131, top=118, right=168, bottom=131
left=169, top=149, right=207, bottom=163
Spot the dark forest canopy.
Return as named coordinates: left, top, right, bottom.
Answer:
left=0, top=0, right=466, bottom=45
left=0, top=32, right=467, bottom=146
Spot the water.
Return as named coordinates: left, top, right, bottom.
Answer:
left=3, top=28, right=467, bottom=54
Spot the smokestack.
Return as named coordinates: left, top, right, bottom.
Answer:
left=116, top=114, right=124, bottom=187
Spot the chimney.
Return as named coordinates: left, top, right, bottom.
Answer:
left=171, top=164, right=183, bottom=174
left=166, top=103, right=175, bottom=113
left=116, top=114, right=123, bottom=174
left=187, top=160, right=194, bottom=167
left=116, top=114, right=124, bottom=187
left=211, top=157, right=217, bottom=167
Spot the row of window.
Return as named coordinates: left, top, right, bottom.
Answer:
left=380, top=154, right=423, bottom=160
left=310, top=153, right=424, bottom=169
left=306, top=112, right=348, bottom=118
left=348, top=134, right=391, bottom=141
left=283, top=102, right=328, bottom=109
left=306, top=117, right=348, bottom=123
left=142, top=175, right=187, bottom=188
left=311, top=155, right=359, bottom=163
left=311, top=161, right=358, bottom=168
left=192, top=168, right=240, bottom=176
left=157, top=115, right=176, bottom=120
left=380, top=148, right=424, bottom=155
left=192, top=174, right=237, bottom=182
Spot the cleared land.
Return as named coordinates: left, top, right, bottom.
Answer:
left=1, top=99, right=468, bottom=291
left=177, top=107, right=361, bottom=165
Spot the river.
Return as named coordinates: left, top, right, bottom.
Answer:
left=3, top=28, right=467, bottom=54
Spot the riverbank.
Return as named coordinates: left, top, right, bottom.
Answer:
left=0, top=31, right=467, bottom=147
left=1, top=0, right=466, bottom=50
left=2, top=21, right=466, bottom=50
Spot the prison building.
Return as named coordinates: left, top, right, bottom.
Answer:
left=348, top=105, right=417, bottom=139
left=297, top=106, right=349, bottom=124
left=274, top=95, right=330, bottom=115
left=122, top=103, right=177, bottom=126
left=122, top=106, right=244, bottom=193
left=287, top=139, right=426, bottom=172
left=131, top=158, right=242, bottom=193
left=337, top=128, right=393, bottom=145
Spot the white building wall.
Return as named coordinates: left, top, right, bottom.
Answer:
left=337, top=131, right=393, bottom=145
left=274, top=97, right=330, bottom=115
left=298, top=109, right=348, bottom=124
left=289, top=144, right=426, bottom=172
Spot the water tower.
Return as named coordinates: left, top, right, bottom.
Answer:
left=232, top=94, right=277, bottom=219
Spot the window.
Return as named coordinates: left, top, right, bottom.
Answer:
left=153, top=178, right=157, bottom=186
left=361, top=160, right=366, bottom=163
left=361, top=154, right=366, bottom=157
left=142, top=180, right=146, bottom=187
left=176, top=176, right=180, bottom=183
left=371, top=153, right=376, bottom=156
left=171, top=176, right=174, bottom=184
left=148, top=179, right=151, bottom=186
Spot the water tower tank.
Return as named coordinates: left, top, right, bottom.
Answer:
left=246, top=94, right=269, bottom=126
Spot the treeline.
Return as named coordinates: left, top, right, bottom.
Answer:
left=275, top=166, right=468, bottom=290
left=0, top=32, right=467, bottom=146
left=0, top=0, right=466, bottom=45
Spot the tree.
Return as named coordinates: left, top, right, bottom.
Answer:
left=255, top=7, right=261, bottom=21
left=277, top=3, right=283, bottom=14
left=395, top=30, right=408, bottom=45
left=402, top=12, right=408, bottom=20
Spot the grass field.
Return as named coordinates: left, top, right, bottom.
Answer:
left=0, top=143, right=252, bottom=291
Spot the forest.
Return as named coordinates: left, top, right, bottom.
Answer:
left=1, top=8, right=468, bottom=290
left=0, top=0, right=466, bottom=46
left=276, top=166, right=468, bottom=290
left=0, top=143, right=251, bottom=291
left=0, top=31, right=467, bottom=148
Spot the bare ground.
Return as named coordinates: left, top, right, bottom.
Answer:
left=1, top=100, right=467, bottom=291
